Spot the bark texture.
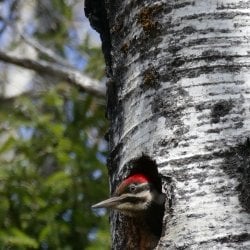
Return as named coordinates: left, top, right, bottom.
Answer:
left=87, top=0, right=250, bottom=249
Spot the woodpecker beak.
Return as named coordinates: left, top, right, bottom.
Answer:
left=92, top=196, right=125, bottom=209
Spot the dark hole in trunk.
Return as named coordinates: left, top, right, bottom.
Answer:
left=124, top=155, right=168, bottom=248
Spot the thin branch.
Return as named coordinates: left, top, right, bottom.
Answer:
left=0, top=50, right=106, bottom=98
left=20, top=34, right=72, bottom=68
left=0, top=0, right=18, bottom=35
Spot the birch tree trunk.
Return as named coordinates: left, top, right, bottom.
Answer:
left=86, top=0, right=250, bottom=249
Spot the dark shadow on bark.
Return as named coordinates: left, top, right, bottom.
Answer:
left=222, top=138, right=250, bottom=212
left=211, top=100, right=234, bottom=123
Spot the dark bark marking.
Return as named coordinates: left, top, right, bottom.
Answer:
left=199, top=232, right=250, bottom=246
left=174, top=64, right=243, bottom=82
left=206, top=128, right=222, bottom=134
left=222, top=139, right=250, bottom=212
left=185, top=36, right=248, bottom=48
left=129, top=36, right=164, bottom=60
left=84, top=0, right=112, bottom=76
left=166, top=35, right=183, bottom=55
left=182, top=25, right=197, bottom=34
left=161, top=153, right=218, bottom=169
left=171, top=57, right=186, bottom=67
left=141, top=66, right=160, bottom=89
left=211, top=100, right=233, bottom=123
left=119, top=3, right=166, bottom=61
left=151, top=87, right=188, bottom=126
left=159, top=49, right=249, bottom=83
left=196, top=97, right=244, bottom=112
left=110, top=14, right=123, bottom=35
left=215, top=232, right=250, bottom=243
left=110, top=4, right=165, bottom=63
left=120, top=42, right=129, bottom=55
left=137, top=5, right=164, bottom=36
left=152, top=87, right=191, bottom=157
left=183, top=11, right=250, bottom=21
left=174, top=1, right=195, bottom=9
left=201, top=49, right=233, bottom=62
left=159, top=137, right=179, bottom=148
left=217, top=1, right=250, bottom=10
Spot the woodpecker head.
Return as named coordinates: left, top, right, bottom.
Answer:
left=92, top=173, right=164, bottom=216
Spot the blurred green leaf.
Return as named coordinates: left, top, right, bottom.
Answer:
left=0, top=1, right=110, bottom=249
left=0, top=228, right=39, bottom=248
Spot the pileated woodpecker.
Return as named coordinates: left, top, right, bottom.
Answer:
left=92, top=173, right=165, bottom=246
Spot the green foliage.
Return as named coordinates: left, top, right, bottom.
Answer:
left=81, top=36, right=105, bottom=80
left=35, top=0, right=73, bottom=47
left=0, top=86, right=110, bottom=249
left=0, top=1, right=110, bottom=249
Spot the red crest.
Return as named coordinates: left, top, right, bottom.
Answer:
left=123, top=174, right=150, bottom=185
left=115, top=174, right=150, bottom=195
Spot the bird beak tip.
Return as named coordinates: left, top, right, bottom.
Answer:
left=92, top=196, right=121, bottom=209
left=91, top=204, right=101, bottom=209
left=91, top=199, right=111, bottom=209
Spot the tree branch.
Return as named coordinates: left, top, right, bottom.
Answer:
left=20, top=34, right=72, bottom=68
left=0, top=50, right=106, bottom=98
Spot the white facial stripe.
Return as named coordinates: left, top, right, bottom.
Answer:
left=116, top=190, right=154, bottom=212
left=134, top=183, right=150, bottom=193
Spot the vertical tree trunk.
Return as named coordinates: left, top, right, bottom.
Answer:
left=86, top=0, right=250, bottom=249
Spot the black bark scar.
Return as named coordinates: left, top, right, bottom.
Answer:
left=84, top=0, right=112, bottom=76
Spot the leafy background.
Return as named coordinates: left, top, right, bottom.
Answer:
left=0, top=0, right=110, bottom=249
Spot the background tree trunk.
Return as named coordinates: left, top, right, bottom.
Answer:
left=88, top=0, right=250, bottom=248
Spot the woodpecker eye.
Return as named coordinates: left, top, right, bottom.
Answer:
left=129, top=184, right=137, bottom=193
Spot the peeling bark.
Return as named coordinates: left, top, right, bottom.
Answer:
left=86, top=0, right=250, bottom=249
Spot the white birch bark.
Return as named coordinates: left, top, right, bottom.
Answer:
left=99, top=0, right=250, bottom=249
